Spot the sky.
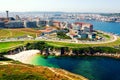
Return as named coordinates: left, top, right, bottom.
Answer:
left=0, top=0, right=120, bottom=13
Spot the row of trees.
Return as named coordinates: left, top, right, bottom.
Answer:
left=25, top=41, right=120, bottom=56
left=72, top=47, right=120, bottom=55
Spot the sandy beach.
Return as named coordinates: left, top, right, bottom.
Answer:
left=4, top=50, right=40, bottom=64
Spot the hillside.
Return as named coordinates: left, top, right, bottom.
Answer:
left=0, top=28, right=41, bottom=39
left=0, top=61, right=87, bottom=80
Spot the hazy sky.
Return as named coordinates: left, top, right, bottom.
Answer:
left=0, top=0, right=120, bottom=12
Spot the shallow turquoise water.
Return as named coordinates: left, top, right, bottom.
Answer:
left=30, top=55, right=120, bottom=80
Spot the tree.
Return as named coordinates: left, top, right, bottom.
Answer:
left=57, top=32, right=71, bottom=39
left=34, top=41, right=47, bottom=54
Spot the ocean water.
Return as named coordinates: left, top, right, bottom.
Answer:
left=30, top=55, right=120, bottom=80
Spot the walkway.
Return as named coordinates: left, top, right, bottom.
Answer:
left=48, top=67, right=88, bottom=80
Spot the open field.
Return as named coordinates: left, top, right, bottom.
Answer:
left=0, top=28, right=41, bottom=39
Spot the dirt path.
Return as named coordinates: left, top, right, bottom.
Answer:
left=48, top=67, right=74, bottom=80
left=0, top=61, right=12, bottom=65
left=48, top=67, right=88, bottom=80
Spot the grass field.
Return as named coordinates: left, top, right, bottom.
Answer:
left=0, top=28, right=41, bottom=39
left=45, top=37, right=120, bottom=48
left=0, top=41, right=25, bottom=53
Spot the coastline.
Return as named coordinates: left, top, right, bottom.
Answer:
left=58, top=53, right=120, bottom=60
left=4, top=49, right=120, bottom=64
left=4, top=49, right=120, bottom=80
left=4, top=50, right=88, bottom=80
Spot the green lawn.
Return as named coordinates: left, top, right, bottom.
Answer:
left=0, top=41, right=25, bottom=53
left=45, top=38, right=120, bottom=48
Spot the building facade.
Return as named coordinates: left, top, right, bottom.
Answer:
left=5, top=21, right=24, bottom=28
left=24, top=21, right=37, bottom=28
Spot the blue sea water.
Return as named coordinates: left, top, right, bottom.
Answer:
left=30, top=56, right=120, bottom=80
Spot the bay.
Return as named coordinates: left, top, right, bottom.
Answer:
left=30, top=55, right=120, bottom=80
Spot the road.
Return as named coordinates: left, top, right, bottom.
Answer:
left=35, top=34, right=118, bottom=44
left=0, top=34, right=119, bottom=45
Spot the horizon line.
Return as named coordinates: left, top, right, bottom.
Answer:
left=0, top=11, right=120, bottom=14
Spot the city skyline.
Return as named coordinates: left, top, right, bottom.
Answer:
left=0, top=0, right=120, bottom=13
